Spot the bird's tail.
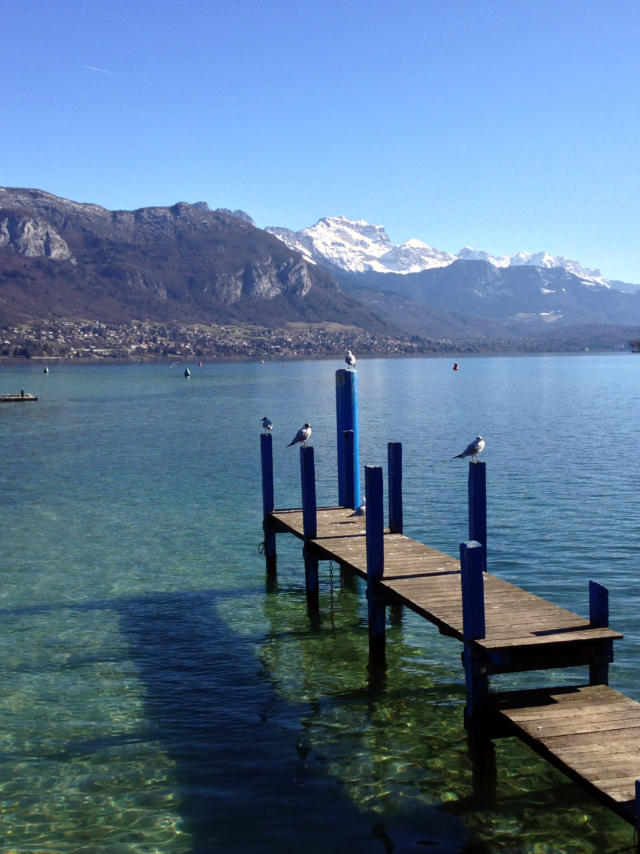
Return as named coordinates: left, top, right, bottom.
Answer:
left=452, top=453, right=464, bottom=459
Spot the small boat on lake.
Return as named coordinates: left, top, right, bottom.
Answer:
left=184, top=368, right=191, bottom=377
left=0, top=391, right=38, bottom=402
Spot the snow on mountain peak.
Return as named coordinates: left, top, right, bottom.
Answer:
left=266, top=217, right=453, bottom=274
left=266, top=217, right=609, bottom=286
left=458, top=246, right=608, bottom=286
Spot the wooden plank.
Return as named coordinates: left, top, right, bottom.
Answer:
left=273, top=508, right=624, bottom=652
left=492, top=684, right=640, bottom=820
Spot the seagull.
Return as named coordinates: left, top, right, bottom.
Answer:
left=452, top=436, right=485, bottom=461
left=261, top=416, right=273, bottom=433
left=345, top=350, right=356, bottom=369
left=288, top=423, right=312, bottom=447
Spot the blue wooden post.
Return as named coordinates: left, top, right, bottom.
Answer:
left=343, top=429, right=356, bottom=510
left=589, top=580, right=609, bottom=627
left=388, top=442, right=403, bottom=535
left=300, top=445, right=319, bottom=610
left=300, top=446, right=317, bottom=540
left=468, top=461, right=487, bottom=572
left=336, top=369, right=361, bottom=509
left=365, top=465, right=385, bottom=661
left=260, top=432, right=277, bottom=574
left=635, top=779, right=640, bottom=839
left=460, top=540, right=488, bottom=733
left=589, top=580, right=611, bottom=685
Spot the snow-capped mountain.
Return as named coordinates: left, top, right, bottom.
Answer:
left=267, top=216, right=610, bottom=287
left=456, top=247, right=609, bottom=286
left=267, top=217, right=455, bottom=275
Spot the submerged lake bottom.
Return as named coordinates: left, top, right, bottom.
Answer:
left=1, top=355, right=639, bottom=852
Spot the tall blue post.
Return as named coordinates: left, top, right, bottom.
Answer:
left=635, top=779, right=640, bottom=841
left=343, top=430, right=356, bottom=510
left=336, top=369, right=361, bottom=509
left=388, top=442, right=403, bottom=534
left=260, top=432, right=276, bottom=574
left=460, top=540, right=487, bottom=733
left=365, top=465, right=385, bottom=661
left=300, top=445, right=319, bottom=611
left=468, top=461, right=487, bottom=572
left=589, top=580, right=611, bottom=685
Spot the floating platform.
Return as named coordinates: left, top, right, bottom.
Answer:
left=0, top=393, right=38, bottom=402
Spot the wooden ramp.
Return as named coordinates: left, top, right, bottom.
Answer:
left=269, top=505, right=638, bottom=827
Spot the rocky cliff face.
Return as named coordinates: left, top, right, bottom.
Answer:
left=0, top=213, right=75, bottom=262
left=0, top=188, right=386, bottom=330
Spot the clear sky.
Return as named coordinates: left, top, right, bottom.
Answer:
left=3, top=0, right=640, bottom=281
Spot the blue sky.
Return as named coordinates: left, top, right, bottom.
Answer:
left=3, top=0, right=640, bottom=281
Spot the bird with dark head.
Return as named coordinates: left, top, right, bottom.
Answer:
left=288, top=423, right=312, bottom=447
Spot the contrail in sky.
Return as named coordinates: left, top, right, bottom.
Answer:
left=84, top=65, right=127, bottom=77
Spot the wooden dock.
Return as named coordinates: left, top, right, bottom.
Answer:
left=268, top=504, right=640, bottom=827
left=260, top=367, right=640, bottom=842
left=492, top=684, right=640, bottom=825
left=270, top=506, right=619, bottom=655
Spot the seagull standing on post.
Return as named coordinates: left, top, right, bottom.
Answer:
left=345, top=350, right=356, bottom=370
left=261, top=416, right=273, bottom=434
left=452, top=436, right=485, bottom=461
left=288, top=423, right=312, bottom=447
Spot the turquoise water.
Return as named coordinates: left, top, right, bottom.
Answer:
left=0, top=355, right=639, bottom=852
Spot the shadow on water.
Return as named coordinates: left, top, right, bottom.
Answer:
left=112, top=588, right=479, bottom=854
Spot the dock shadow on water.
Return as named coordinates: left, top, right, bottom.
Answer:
left=116, top=588, right=476, bottom=854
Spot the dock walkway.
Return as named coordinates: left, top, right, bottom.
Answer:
left=270, top=505, right=638, bottom=827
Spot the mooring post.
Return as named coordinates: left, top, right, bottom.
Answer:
left=635, top=779, right=640, bottom=845
left=336, top=369, right=361, bottom=509
left=343, top=429, right=356, bottom=510
left=460, top=540, right=487, bottom=733
left=365, top=465, right=385, bottom=662
left=260, top=432, right=277, bottom=574
left=300, top=445, right=319, bottom=611
left=589, top=580, right=611, bottom=685
left=467, top=731, right=497, bottom=809
left=388, top=442, right=403, bottom=535
left=468, top=461, right=487, bottom=572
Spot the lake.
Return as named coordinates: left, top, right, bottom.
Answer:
left=0, top=354, right=639, bottom=853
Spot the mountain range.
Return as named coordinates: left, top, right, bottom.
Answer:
left=266, top=215, right=619, bottom=285
left=0, top=187, right=385, bottom=332
left=2, top=187, right=640, bottom=352
left=267, top=216, right=640, bottom=342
